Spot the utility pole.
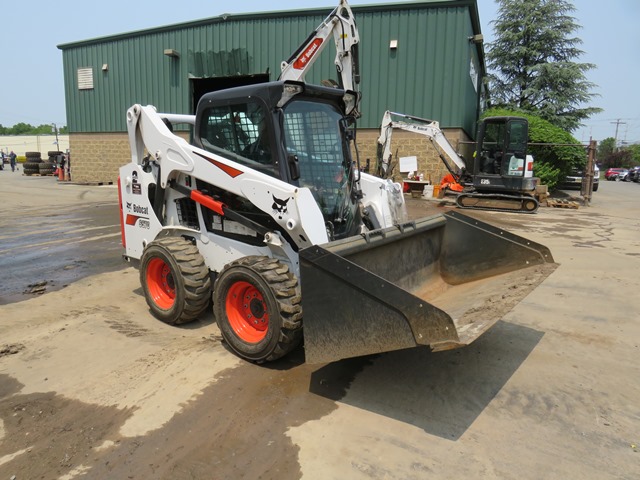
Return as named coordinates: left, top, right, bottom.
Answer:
left=51, top=123, right=59, bottom=149
left=582, top=139, right=597, bottom=207
left=611, top=119, right=626, bottom=150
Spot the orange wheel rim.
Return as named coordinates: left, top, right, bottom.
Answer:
left=146, top=257, right=175, bottom=309
left=226, top=281, right=269, bottom=343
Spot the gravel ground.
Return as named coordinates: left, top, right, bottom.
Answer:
left=0, top=172, right=639, bottom=480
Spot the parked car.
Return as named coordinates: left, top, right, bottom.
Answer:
left=559, top=165, right=600, bottom=192
left=626, top=166, right=640, bottom=182
left=605, top=168, right=628, bottom=181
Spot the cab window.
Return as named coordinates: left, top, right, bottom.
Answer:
left=199, top=102, right=275, bottom=175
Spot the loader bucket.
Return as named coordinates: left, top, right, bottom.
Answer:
left=299, top=210, right=556, bottom=364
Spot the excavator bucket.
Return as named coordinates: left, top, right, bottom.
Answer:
left=299, top=211, right=556, bottom=364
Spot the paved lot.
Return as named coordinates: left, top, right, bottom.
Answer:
left=0, top=173, right=124, bottom=304
left=0, top=172, right=639, bottom=479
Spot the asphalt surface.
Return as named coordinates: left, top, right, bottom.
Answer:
left=0, top=172, right=126, bottom=305
left=1, top=169, right=639, bottom=480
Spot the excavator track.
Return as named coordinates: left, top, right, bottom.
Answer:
left=455, top=192, right=539, bottom=213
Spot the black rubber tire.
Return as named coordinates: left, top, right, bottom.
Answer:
left=38, top=163, right=55, bottom=175
left=47, top=150, right=63, bottom=157
left=25, top=151, right=41, bottom=159
left=140, top=236, right=212, bottom=325
left=214, top=256, right=302, bottom=363
left=593, top=182, right=599, bottom=192
left=23, top=161, right=43, bottom=175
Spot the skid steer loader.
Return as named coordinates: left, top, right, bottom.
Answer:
left=118, top=80, right=556, bottom=364
left=118, top=1, right=556, bottom=364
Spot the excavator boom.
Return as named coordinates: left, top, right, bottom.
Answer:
left=279, top=0, right=360, bottom=111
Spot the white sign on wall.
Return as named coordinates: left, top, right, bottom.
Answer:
left=469, top=57, right=478, bottom=93
left=399, top=155, right=418, bottom=173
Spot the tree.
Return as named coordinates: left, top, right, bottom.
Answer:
left=596, top=139, right=639, bottom=168
left=606, top=150, right=632, bottom=169
left=626, top=144, right=640, bottom=165
left=10, top=122, right=33, bottom=135
left=482, top=107, right=586, bottom=190
left=0, top=123, right=68, bottom=135
left=486, top=0, right=601, bottom=132
left=597, top=137, right=615, bottom=162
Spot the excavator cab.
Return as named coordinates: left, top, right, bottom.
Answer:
left=473, top=117, right=535, bottom=193
left=451, top=116, right=539, bottom=212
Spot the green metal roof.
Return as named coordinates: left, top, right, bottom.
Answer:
left=58, top=1, right=485, bottom=134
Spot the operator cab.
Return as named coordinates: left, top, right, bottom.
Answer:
left=473, top=117, right=535, bottom=193
left=193, top=81, right=363, bottom=241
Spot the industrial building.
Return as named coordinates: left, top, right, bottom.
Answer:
left=57, top=0, right=486, bottom=184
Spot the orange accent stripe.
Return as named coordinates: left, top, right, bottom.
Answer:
left=191, top=190, right=226, bottom=216
left=193, top=151, right=243, bottom=178
left=118, top=177, right=126, bottom=248
left=126, top=214, right=141, bottom=226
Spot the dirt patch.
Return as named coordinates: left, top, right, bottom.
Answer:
left=0, top=344, right=25, bottom=358
left=0, top=375, right=132, bottom=479
left=79, top=353, right=372, bottom=479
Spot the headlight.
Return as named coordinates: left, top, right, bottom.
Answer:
left=277, top=82, right=304, bottom=108
left=343, top=91, right=357, bottom=115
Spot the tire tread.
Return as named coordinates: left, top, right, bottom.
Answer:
left=214, top=256, right=303, bottom=362
left=142, top=236, right=211, bottom=325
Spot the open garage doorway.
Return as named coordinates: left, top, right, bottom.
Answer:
left=191, top=74, right=270, bottom=113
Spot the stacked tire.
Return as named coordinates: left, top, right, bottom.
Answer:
left=43, top=150, right=63, bottom=176
left=23, top=152, right=43, bottom=176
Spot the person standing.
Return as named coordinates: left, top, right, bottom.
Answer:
left=9, top=151, right=17, bottom=172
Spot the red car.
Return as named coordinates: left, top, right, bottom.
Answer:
left=605, top=168, right=628, bottom=181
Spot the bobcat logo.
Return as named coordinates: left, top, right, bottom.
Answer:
left=272, top=195, right=290, bottom=220
left=126, top=202, right=132, bottom=211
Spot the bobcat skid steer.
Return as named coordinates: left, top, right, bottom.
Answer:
left=118, top=80, right=556, bottom=364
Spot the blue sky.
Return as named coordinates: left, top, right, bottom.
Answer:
left=0, top=0, right=637, bottom=143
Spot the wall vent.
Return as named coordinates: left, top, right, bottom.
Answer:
left=77, top=67, right=94, bottom=90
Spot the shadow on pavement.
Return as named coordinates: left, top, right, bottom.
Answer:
left=309, top=320, right=543, bottom=440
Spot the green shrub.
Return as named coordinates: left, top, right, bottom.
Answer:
left=532, top=162, right=562, bottom=191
